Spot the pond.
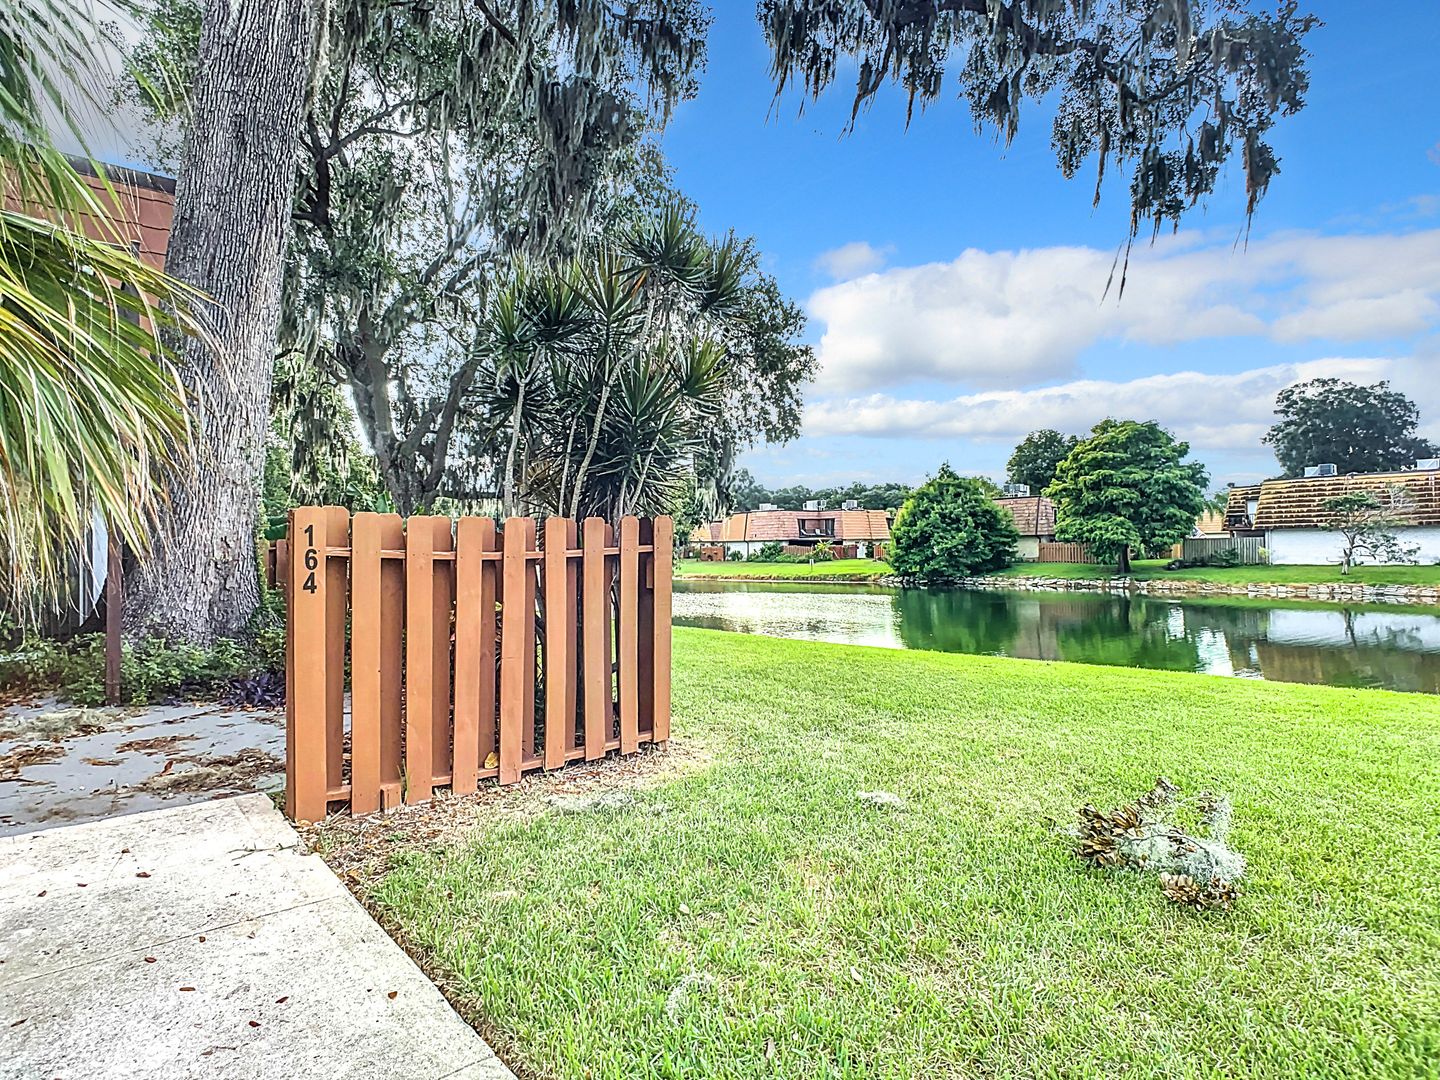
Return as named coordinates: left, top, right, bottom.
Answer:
left=673, top=580, right=1440, bottom=693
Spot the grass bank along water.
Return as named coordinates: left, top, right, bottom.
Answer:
left=318, top=629, right=1440, bottom=1080
left=673, top=579, right=1440, bottom=693
left=678, top=560, right=1440, bottom=604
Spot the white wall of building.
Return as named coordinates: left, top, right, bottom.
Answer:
left=1015, top=537, right=1041, bottom=561
left=1265, top=526, right=1440, bottom=565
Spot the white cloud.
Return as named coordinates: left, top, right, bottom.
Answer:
left=813, top=241, right=889, bottom=281
left=804, top=357, right=1404, bottom=451
left=807, top=230, right=1440, bottom=392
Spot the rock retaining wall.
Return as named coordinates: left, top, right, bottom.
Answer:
left=950, top=575, right=1440, bottom=606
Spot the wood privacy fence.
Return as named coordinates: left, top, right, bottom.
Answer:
left=1181, top=535, right=1265, bottom=564
left=274, top=508, right=674, bottom=822
left=1037, top=541, right=1097, bottom=564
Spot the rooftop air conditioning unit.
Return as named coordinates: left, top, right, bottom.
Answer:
left=803, top=499, right=823, bottom=511
left=841, top=499, right=860, bottom=510
left=757, top=503, right=778, bottom=512
left=1303, top=463, right=1338, bottom=478
left=1417, top=458, right=1440, bottom=471
left=1001, top=483, right=1031, bottom=497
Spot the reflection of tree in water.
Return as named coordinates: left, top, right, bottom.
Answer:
left=1053, top=595, right=1203, bottom=672
left=1178, top=601, right=1270, bottom=674
left=893, top=588, right=1022, bottom=655
left=892, top=588, right=1200, bottom=669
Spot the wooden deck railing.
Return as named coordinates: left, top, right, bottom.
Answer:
left=275, top=509, right=673, bottom=821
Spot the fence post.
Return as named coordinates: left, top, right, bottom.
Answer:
left=652, top=516, right=673, bottom=744
left=618, top=516, right=640, bottom=755
left=637, top=519, right=655, bottom=738
left=287, top=507, right=331, bottom=822
left=499, top=518, right=534, bottom=784
left=453, top=516, right=493, bottom=794
left=544, top=517, right=571, bottom=770
left=350, top=513, right=382, bottom=815
left=324, top=507, right=350, bottom=796
left=404, top=517, right=437, bottom=805
left=582, top=517, right=609, bottom=760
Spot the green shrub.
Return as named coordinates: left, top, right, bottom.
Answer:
left=0, top=622, right=286, bottom=706
left=1164, top=547, right=1242, bottom=571
left=889, top=464, right=1019, bottom=584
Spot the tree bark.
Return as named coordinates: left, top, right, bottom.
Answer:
left=125, top=0, right=314, bottom=644
left=1116, top=546, right=1131, bottom=574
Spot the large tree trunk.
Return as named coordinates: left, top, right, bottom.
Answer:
left=125, top=0, right=314, bottom=644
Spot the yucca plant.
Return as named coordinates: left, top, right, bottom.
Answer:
left=0, top=0, right=205, bottom=624
left=465, top=205, right=741, bottom=523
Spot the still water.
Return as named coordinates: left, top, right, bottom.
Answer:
left=674, top=580, right=1440, bottom=693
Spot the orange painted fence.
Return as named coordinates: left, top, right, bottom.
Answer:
left=275, top=509, right=673, bottom=821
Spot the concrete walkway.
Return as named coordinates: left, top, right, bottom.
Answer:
left=0, top=793, right=512, bottom=1079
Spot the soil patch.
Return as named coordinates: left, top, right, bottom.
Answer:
left=309, top=738, right=712, bottom=893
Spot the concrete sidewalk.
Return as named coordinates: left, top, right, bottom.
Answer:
left=0, top=793, right=512, bottom=1079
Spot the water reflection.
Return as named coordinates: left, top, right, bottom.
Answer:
left=673, top=580, right=1440, bottom=693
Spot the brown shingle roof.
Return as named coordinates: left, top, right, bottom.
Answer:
left=994, top=496, right=1056, bottom=538
left=1223, top=485, right=1262, bottom=531
left=833, top=509, right=891, bottom=541
left=710, top=509, right=891, bottom=543
left=1251, top=471, right=1440, bottom=529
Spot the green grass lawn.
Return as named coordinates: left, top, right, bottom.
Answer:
left=341, top=630, right=1440, bottom=1079
left=997, top=560, right=1440, bottom=587
left=677, top=557, right=890, bottom=580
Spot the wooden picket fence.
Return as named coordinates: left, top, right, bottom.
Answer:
left=1180, top=535, right=1265, bottom=564
left=274, top=508, right=673, bottom=822
left=1037, top=541, right=1097, bottom=564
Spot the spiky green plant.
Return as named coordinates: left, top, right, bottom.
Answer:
left=463, top=205, right=742, bottom=524
left=0, top=0, right=205, bottom=623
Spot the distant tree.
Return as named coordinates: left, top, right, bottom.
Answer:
left=729, top=468, right=767, bottom=512
left=763, top=1, right=1318, bottom=243
left=1264, top=379, right=1436, bottom=477
left=1203, top=489, right=1231, bottom=513
left=1047, top=420, right=1207, bottom=573
left=1321, top=489, right=1419, bottom=575
left=1007, top=430, right=1079, bottom=492
left=968, top=475, right=1003, bottom=499
left=729, top=477, right=913, bottom=512
left=889, top=464, right=1019, bottom=584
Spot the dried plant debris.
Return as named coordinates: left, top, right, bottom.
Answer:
left=857, top=790, right=905, bottom=809
left=1071, top=777, right=1244, bottom=911
left=0, top=707, right=119, bottom=742
left=137, top=748, right=283, bottom=794
left=1159, top=872, right=1240, bottom=912
left=0, top=742, right=65, bottom=778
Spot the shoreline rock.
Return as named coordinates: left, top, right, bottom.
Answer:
left=951, top=574, right=1440, bottom=606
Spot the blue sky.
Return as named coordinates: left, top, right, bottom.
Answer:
left=661, top=3, right=1440, bottom=491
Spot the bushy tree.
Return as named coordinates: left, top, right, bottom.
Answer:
left=1321, top=489, right=1419, bottom=574
left=1264, top=379, right=1435, bottom=478
left=1007, top=430, right=1079, bottom=492
left=1047, top=420, right=1207, bottom=572
left=889, top=464, right=1019, bottom=584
